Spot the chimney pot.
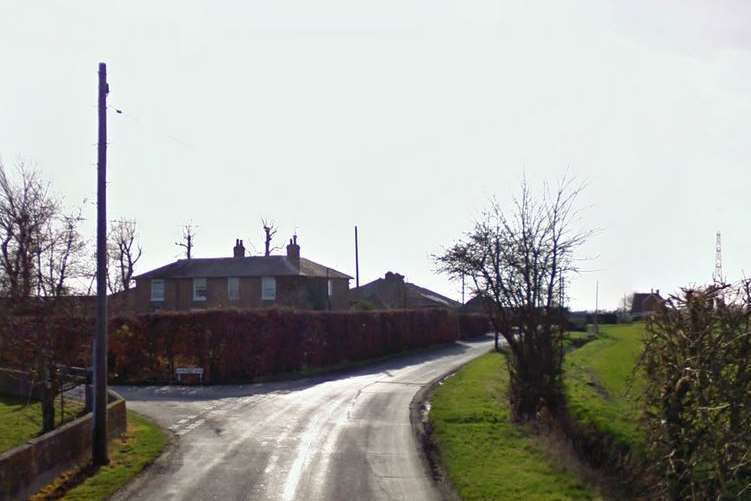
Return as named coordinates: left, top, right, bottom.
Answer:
left=286, top=235, right=300, bottom=269
left=233, top=238, right=246, bottom=258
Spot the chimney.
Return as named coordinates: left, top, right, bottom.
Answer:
left=383, top=271, right=407, bottom=308
left=384, top=272, right=404, bottom=283
left=233, top=239, right=245, bottom=258
left=286, top=235, right=300, bottom=269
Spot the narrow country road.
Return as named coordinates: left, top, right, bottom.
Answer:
left=113, top=336, right=492, bottom=501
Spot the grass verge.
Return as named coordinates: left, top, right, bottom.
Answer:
left=563, top=323, right=645, bottom=453
left=31, top=411, right=167, bottom=500
left=0, top=394, right=84, bottom=453
left=430, top=351, right=602, bottom=501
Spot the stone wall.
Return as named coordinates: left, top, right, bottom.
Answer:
left=0, top=389, right=126, bottom=501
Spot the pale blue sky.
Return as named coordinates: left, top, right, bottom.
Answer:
left=1, top=1, right=749, bottom=309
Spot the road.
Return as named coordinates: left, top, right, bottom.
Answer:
left=114, top=336, right=492, bottom=501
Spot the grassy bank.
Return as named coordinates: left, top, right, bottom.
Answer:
left=430, top=351, right=601, bottom=501
left=32, top=411, right=167, bottom=500
left=563, top=323, right=645, bottom=452
left=0, top=394, right=84, bottom=453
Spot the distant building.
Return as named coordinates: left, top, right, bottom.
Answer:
left=131, top=237, right=351, bottom=312
left=350, top=272, right=460, bottom=310
left=459, top=293, right=495, bottom=315
left=631, top=289, right=664, bottom=319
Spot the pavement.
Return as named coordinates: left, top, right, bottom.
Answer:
left=113, top=336, right=493, bottom=501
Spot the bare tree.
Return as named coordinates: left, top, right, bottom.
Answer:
left=620, top=293, right=634, bottom=312
left=108, top=219, right=142, bottom=293
left=0, top=160, right=89, bottom=432
left=175, top=223, right=196, bottom=259
left=34, top=209, right=88, bottom=298
left=437, top=177, right=589, bottom=422
left=262, top=218, right=281, bottom=256
left=0, top=161, right=58, bottom=299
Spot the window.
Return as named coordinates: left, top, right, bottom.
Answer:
left=151, top=279, right=165, bottom=302
left=327, top=279, right=333, bottom=297
left=193, top=278, right=208, bottom=301
left=228, top=277, right=239, bottom=301
left=261, top=277, right=276, bottom=300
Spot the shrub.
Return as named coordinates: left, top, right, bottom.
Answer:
left=107, top=309, right=485, bottom=383
left=0, top=308, right=487, bottom=384
left=643, top=282, right=751, bottom=500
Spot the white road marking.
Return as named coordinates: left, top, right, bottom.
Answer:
left=176, top=418, right=206, bottom=436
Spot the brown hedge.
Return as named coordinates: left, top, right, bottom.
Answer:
left=1, top=309, right=489, bottom=384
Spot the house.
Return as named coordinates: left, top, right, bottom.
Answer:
left=350, top=272, right=460, bottom=310
left=461, top=293, right=584, bottom=329
left=131, top=236, right=352, bottom=312
left=630, top=289, right=664, bottom=319
left=459, top=293, right=495, bottom=315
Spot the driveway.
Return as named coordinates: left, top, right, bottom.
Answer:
left=113, top=336, right=493, bottom=501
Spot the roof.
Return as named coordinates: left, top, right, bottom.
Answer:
left=351, top=272, right=461, bottom=309
left=631, top=291, right=664, bottom=314
left=459, top=293, right=495, bottom=314
left=405, top=282, right=461, bottom=308
left=135, top=256, right=352, bottom=280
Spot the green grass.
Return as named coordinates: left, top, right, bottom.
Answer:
left=431, top=351, right=602, bottom=501
left=563, top=323, right=646, bottom=451
left=32, top=411, right=168, bottom=500
left=563, top=330, right=596, bottom=351
left=0, top=394, right=85, bottom=453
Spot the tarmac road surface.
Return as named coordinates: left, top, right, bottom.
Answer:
left=113, top=336, right=492, bottom=501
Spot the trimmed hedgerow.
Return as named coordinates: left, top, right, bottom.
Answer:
left=1, top=309, right=489, bottom=384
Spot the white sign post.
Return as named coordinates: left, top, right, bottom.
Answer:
left=176, top=367, right=204, bottom=384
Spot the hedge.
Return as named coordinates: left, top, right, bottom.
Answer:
left=1, top=309, right=490, bottom=384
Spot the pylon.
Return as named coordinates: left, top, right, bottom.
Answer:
left=713, top=231, right=725, bottom=284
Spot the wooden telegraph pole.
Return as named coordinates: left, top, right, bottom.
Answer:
left=354, top=226, right=360, bottom=288
left=593, top=280, right=599, bottom=336
left=93, top=62, right=109, bottom=466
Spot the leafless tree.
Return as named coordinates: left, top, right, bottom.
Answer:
left=108, top=219, right=142, bottom=293
left=620, top=293, right=634, bottom=312
left=0, top=160, right=89, bottom=432
left=0, top=161, right=58, bottom=299
left=175, top=223, right=196, bottom=259
left=34, top=209, right=88, bottom=298
left=262, top=218, right=281, bottom=256
left=437, top=177, right=589, bottom=422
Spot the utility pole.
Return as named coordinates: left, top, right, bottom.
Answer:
left=326, top=267, right=331, bottom=311
left=593, top=280, right=599, bottom=335
left=559, top=275, right=565, bottom=308
left=93, top=62, right=109, bottom=466
left=461, top=273, right=465, bottom=304
left=354, top=226, right=360, bottom=288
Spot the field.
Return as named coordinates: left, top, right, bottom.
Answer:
left=430, top=351, right=602, bottom=501
left=429, top=323, right=648, bottom=500
left=563, top=323, right=645, bottom=452
left=0, top=394, right=85, bottom=453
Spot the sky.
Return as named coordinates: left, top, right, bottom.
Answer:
left=1, top=1, right=749, bottom=310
